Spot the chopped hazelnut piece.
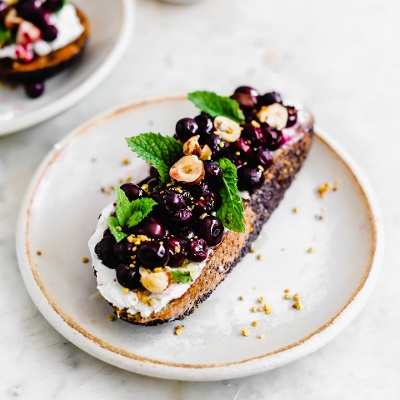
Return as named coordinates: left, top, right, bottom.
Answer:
left=169, top=155, right=205, bottom=185
left=214, top=116, right=241, bottom=142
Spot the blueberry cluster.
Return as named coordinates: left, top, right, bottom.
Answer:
left=13, top=0, right=63, bottom=40
left=0, top=0, right=65, bottom=97
left=95, top=167, right=225, bottom=290
left=174, top=86, right=297, bottom=192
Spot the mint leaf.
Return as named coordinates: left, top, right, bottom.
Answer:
left=114, top=186, right=132, bottom=226
left=216, top=158, right=245, bottom=233
left=0, top=27, right=11, bottom=47
left=108, top=216, right=127, bottom=243
left=126, top=133, right=183, bottom=184
left=188, top=91, right=245, bottom=124
left=170, top=270, right=192, bottom=283
left=127, top=198, right=157, bottom=228
left=108, top=188, right=157, bottom=242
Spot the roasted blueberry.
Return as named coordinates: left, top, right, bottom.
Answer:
left=95, top=237, right=118, bottom=269
left=42, top=0, right=64, bottom=12
left=237, top=167, right=265, bottom=192
left=175, top=118, right=199, bottom=142
left=231, top=86, right=260, bottom=108
left=161, top=189, right=186, bottom=212
left=187, top=238, right=208, bottom=262
left=24, top=82, right=45, bottom=99
left=259, top=91, right=282, bottom=107
left=199, top=216, right=224, bottom=246
left=41, top=24, right=58, bottom=41
left=194, top=113, right=213, bottom=135
left=190, top=182, right=210, bottom=198
left=120, top=183, right=144, bottom=201
left=205, top=133, right=228, bottom=159
left=193, top=192, right=216, bottom=215
left=177, top=225, right=195, bottom=241
left=255, top=147, right=273, bottom=168
left=170, top=208, right=193, bottom=224
left=137, top=241, right=169, bottom=269
left=241, top=123, right=266, bottom=146
left=165, top=237, right=187, bottom=268
left=262, top=125, right=285, bottom=150
left=115, top=263, right=141, bottom=289
left=114, top=240, right=134, bottom=260
left=131, top=217, right=165, bottom=239
left=232, top=137, right=253, bottom=158
left=204, top=161, right=222, bottom=187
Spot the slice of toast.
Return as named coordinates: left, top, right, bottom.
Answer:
left=113, top=116, right=314, bottom=326
left=0, top=6, right=89, bottom=83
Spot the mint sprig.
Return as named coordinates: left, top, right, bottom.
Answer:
left=170, top=270, right=192, bottom=283
left=108, top=186, right=157, bottom=242
left=188, top=91, right=245, bottom=124
left=126, top=133, right=183, bottom=184
left=216, top=158, right=245, bottom=233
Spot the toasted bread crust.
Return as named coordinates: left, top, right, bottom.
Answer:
left=0, top=6, right=89, bottom=83
left=113, top=122, right=314, bottom=325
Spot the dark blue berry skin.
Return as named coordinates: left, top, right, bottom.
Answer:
left=204, top=161, right=223, bottom=187
left=131, top=217, right=165, bottom=239
left=165, top=237, right=187, bottom=268
left=231, top=86, right=260, bottom=108
left=175, top=118, right=199, bottom=142
left=199, top=216, right=224, bottom=246
left=241, top=123, right=266, bottom=146
left=24, top=82, right=45, bottom=98
left=187, top=238, right=208, bottom=262
left=259, top=91, right=282, bottom=107
left=262, top=125, right=285, bottom=150
left=161, top=189, right=186, bottom=212
left=195, top=113, right=213, bottom=135
left=114, top=240, right=134, bottom=261
left=237, top=167, right=265, bottom=192
left=137, top=241, right=169, bottom=269
left=255, top=147, right=273, bottom=168
left=95, top=236, right=118, bottom=269
left=177, top=225, right=195, bottom=241
left=120, top=183, right=144, bottom=201
left=116, top=263, right=142, bottom=289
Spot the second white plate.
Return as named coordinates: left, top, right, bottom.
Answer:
left=0, top=0, right=134, bottom=136
left=16, top=95, right=383, bottom=380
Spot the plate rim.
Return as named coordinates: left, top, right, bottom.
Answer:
left=0, top=0, right=135, bottom=136
left=16, top=95, right=384, bottom=381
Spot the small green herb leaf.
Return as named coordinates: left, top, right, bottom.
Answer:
left=108, top=216, right=127, bottom=243
left=216, top=158, right=245, bottom=233
left=188, top=91, right=245, bottom=124
left=127, top=198, right=157, bottom=228
left=114, top=186, right=132, bottom=226
left=126, top=133, right=183, bottom=184
left=170, top=270, right=192, bottom=283
left=0, top=27, right=11, bottom=47
left=108, top=187, right=157, bottom=242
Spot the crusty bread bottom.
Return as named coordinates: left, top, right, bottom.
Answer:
left=0, top=6, right=89, bottom=83
left=112, top=124, right=314, bottom=326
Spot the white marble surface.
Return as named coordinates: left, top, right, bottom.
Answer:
left=1, top=0, right=399, bottom=398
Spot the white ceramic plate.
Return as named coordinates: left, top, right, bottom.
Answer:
left=16, top=96, right=383, bottom=381
left=0, top=0, right=134, bottom=136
